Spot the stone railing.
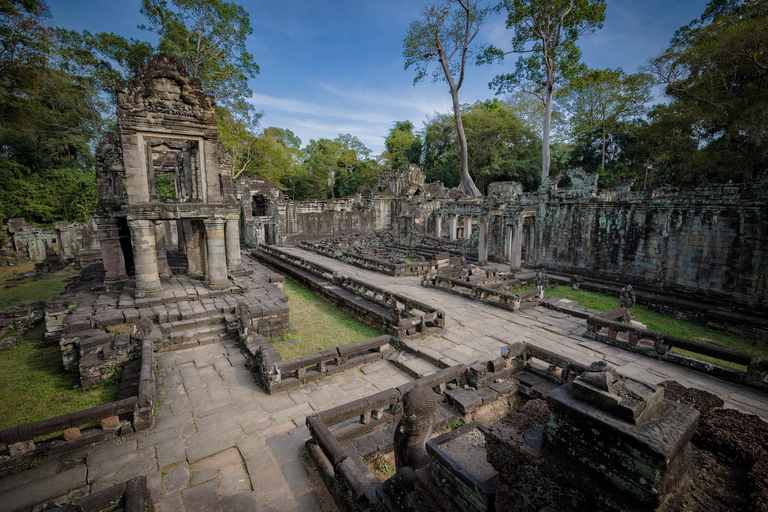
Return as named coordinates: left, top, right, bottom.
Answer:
left=425, top=274, right=541, bottom=312
left=298, top=240, right=430, bottom=276
left=500, top=342, right=588, bottom=388
left=238, top=331, right=392, bottom=394
left=256, top=246, right=446, bottom=337
left=305, top=365, right=467, bottom=509
left=0, top=339, right=155, bottom=476
left=586, top=307, right=768, bottom=391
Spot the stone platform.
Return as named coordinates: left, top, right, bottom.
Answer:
left=2, top=248, right=767, bottom=511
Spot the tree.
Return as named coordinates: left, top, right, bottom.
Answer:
left=484, top=0, right=606, bottom=182
left=645, top=0, right=768, bottom=181
left=562, top=68, right=652, bottom=172
left=422, top=99, right=541, bottom=192
left=404, top=0, right=488, bottom=197
left=139, top=0, right=259, bottom=105
left=383, top=120, right=422, bottom=168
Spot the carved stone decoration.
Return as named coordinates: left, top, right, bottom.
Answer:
left=115, top=53, right=216, bottom=126
left=571, top=274, right=583, bottom=291
left=389, top=294, right=402, bottom=326
left=95, top=132, right=124, bottom=200
left=620, top=284, right=636, bottom=310
left=394, top=385, right=441, bottom=474
left=132, top=316, right=154, bottom=341
left=236, top=301, right=251, bottom=339
left=535, top=268, right=549, bottom=299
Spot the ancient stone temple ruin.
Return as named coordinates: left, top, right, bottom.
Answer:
left=2, top=53, right=768, bottom=512
left=94, top=53, right=242, bottom=297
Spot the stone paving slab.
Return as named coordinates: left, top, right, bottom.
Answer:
left=4, top=247, right=768, bottom=511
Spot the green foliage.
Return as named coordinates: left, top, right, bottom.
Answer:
left=139, top=0, right=259, bottom=105
left=0, top=160, right=96, bottom=226
left=562, top=68, right=652, bottom=176
left=645, top=0, right=768, bottom=182
left=383, top=120, right=422, bottom=168
left=484, top=0, right=606, bottom=181
left=422, top=100, right=541, bottom=192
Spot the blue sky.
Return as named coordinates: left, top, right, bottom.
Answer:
left=50, top=0, right=709, bottom=154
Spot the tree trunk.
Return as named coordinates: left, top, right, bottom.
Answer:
left=452, top=87, right=481, bottom=197
left=542, top=85, right=553, bottom=183
left=601, top=123, right=607, bottom=172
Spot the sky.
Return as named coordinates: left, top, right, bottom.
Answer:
left=50, top=0, right=710, bottom=155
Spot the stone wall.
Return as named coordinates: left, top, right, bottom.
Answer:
left=2, top=218, right=101, bottom=265
left=534, top=180, right=768, bottom=304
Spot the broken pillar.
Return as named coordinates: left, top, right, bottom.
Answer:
left=225, top=215, right=242, bottom=274
left=464, top=215, right=472, bottom=239
left=154, top=221, right=172, bottom=278
left=204, top=218, right=228, bottom=290
left=96, top=218, right=127, bottom=286
left=449, top=214, right=458, bottom=241
left=129, top=219, right=163, bottom=298
left=478, top=217, right=488, bottom=265
left=435, top=213, right=442, bottom=239
left=55, top=221, right=74, bottom=259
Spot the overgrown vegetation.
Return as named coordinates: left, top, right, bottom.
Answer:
left=0, top=323, right=119, bottom=433
left=271, top=278, right=383, bottom=360
left=547, top=285, right=768, bottom=363
left=0, top=265, right=74, bottom=309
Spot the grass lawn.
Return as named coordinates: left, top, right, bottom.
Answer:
left=0, top=323, right=119, bottom=435
left=272, top=278, right=384, bottom=360
left=0, top=263, right=75, bottom=310
left=546, top=285, right=767, bottom=366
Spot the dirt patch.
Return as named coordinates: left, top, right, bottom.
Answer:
left=694, top=408, right=768, bottom=467
left=440, top=428, right=497, bottom=482
left=660, top=380, right=724, bottom=414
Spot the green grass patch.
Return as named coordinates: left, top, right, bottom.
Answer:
left=546, top=285, right=767, bottom=365
left=0, top=268, right=74, bottom=310
left=0, top=323, right=119, bottom=433
left=272, top=278, right=384, bottom=360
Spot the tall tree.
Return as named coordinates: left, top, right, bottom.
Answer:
left=422, top=99, right=541, bottom=192
left=404, top=0, right=488, bottom=197
left=645, top=0, right=768, bottom=181
left=483, top=0, right=606, bottom=182
left=139, top=0, right=259, bottom=105
left=562, top=68, right=652, bottom=172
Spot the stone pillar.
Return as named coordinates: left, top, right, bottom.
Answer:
left=154, top=221, right=172, bottom=278
left=225, top=216, right=242, bottom=274
left=97, top=219, right=127, bottom=286
left=464, top=215, right=473, bottom=239
left=478, top=217, right=489, bottom=265
left=510, top=219, right=524, bottom=270
left=449, top=215, right=457, bottom=241
left=129, top=219, right=163, bottom=298
left=176, top=220, right=186, bottom=255
left=56, top=222, right=74, bottom=258
left=204, top=218, right=228, bottom=290
left=435, top=214, right=442, bottom=238
left=184, top=221, right=204, bottom=277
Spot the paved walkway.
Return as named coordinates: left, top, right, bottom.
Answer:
left=2, top=249, right=767, bottom=512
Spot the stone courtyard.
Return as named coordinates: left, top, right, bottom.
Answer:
left=2, top=248, right=767, bottom=511
left=1, top=53, right=767, bottom=512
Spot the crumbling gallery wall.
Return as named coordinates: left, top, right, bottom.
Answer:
left=534, top=179, right=768, bottom=304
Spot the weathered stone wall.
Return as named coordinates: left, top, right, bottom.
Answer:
left=534, top=180, right=768, bottom=304
left=2, top=218, right=101, bottom=264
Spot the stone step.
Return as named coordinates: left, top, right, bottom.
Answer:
left=388, top=351, right=440, bottom=379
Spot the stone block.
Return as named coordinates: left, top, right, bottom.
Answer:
left=63, top=427, right=81, bottom=441
left=100, top=415, right=120, bottom=429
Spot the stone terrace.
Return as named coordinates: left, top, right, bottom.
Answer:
left=2, top=248, right=767, bottom=512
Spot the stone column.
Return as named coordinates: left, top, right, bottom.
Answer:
left=435, top=214, right=442, bottom=238
left=204, top=218, right=229, bottom=290
left=129, top=219, right=163, bottom=298
left=183, top=221, right=203, bottom=277
left=449, top=215, right=458, bottom=241
left=96, top=219, right=127, bottom=286
left=478, top=217, right=489, bottom=265
left=225, top=216, right=242, bottom=274
left=510, top=219, right=524, bottom=270
left=56, top=222, right=74, bottom=258
left=154, top=221, right=172, bottom=278
left=464, top=215, right=473, bottom=239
